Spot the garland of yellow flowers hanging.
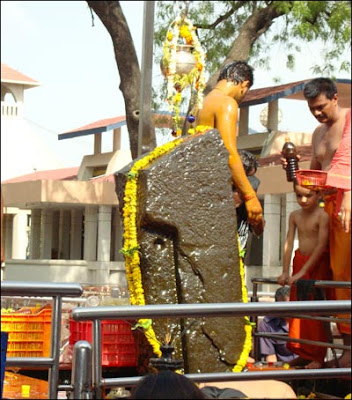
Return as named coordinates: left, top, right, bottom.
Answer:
left=120, top=136, right=252, bottom=371
left=161, top=15, right=206, bottom=137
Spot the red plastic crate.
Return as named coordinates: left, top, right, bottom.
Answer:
left=69, top=319, right=137, bottom=367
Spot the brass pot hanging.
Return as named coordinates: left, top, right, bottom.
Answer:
left=161, top=44, right=197, bottom=77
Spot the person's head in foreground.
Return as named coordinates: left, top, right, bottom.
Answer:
left=275, top=285, right=290, bottom=302
left=239, top=149, right=260, bottom=176
left=130, top=370, right=206, bottom=399
left=303, top=78, right=338, bottom=124
left=294, top=184, right=321, bottom=211
left=217, top=60, right=254, bottom=102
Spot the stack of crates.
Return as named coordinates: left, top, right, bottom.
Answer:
left=0, top=307, right=52, bottom=358
left=69, top=318, right=138, bottom=367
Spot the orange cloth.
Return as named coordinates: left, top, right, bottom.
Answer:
left=287, top=249, right=332, bottom=364
left=324, top=193, right=351, bottom=335
left=326, top=109, right=351, bottom=190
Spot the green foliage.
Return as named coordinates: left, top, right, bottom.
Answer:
left=154, top=1, right=351, bottom=90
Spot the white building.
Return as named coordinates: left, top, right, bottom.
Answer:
left=1, top=64, right=350, bottom=293
left=1, top=64, right=132, bottom=286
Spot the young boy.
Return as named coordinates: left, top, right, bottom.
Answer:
left=277, top=184, right=332, bottom=369
left=233, top=150, right=264, bottom=254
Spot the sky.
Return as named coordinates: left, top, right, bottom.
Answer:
left=1, top=1, right=351, bottom=168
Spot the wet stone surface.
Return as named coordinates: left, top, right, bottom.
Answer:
left=115, top=129, right=246, bottom=373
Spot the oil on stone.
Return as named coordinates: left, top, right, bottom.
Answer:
left=115, top=129, right=246, bottom=373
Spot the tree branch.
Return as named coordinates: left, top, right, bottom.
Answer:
left=196, top=1, right=247, bottom=30
left=204, top=2, right=290, bottom=94
left=87, top=1, right=156, bottom=158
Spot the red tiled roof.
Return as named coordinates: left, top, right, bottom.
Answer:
left=241, top=80, right=309, bottom=107
left=64, top=116, right=127, bottom=134
left=259, top=145, right=312, bottom=167
left=2, top=167, right=79, bottom=184
left=241, top=79, right=351, bottom=108
left=1, top=63, right=40, bottom=86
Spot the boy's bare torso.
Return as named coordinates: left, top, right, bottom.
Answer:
left=293, top=207, right=326, bottom=255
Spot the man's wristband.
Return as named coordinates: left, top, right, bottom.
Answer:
left=244, top=192, right=256, bottom=202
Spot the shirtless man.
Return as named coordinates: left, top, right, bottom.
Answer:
left=283, top=78, right=351, bottom=367
left=196, top=61, right=264, bottom=229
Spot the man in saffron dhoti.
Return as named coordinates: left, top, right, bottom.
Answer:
left=196, top=61, right=265, bottom=232
left=283, top=78, right=351, bottom=367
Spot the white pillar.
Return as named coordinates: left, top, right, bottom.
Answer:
left=4, top=214, right=13, bottom=260
left=40, top=209, right=53, bottom=259
left=94, top=133, right=102, bottom=155
left=97, top=206, right=112, bottom=262
left=30, top=209, right=41, bottom=259
left=267, top=100, right=279, bottom=131
left=262, top=194, right=281, bottom=266
left=70, top=209, right=83, bottom=260
left=59, top=210, right=71, bottom=259
left=239, top=107, right=249, bottom=136
left=11, top=210, right=28, bottom=259
left=113, top=128, right=121, bottom=151
left=51, top=211, right=60, bottom=259
left=84, top=206, right=98, bottom=261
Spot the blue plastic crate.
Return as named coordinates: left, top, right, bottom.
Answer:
left=1, top=332, right=8, bottom=399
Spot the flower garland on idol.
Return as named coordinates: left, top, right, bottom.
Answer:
left=121, top=136, right=252, bottom=370
left=161, top=15, right=206, bottom=136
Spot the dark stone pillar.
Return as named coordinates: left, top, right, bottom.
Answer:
left=115, top=129, right=246, bottom=373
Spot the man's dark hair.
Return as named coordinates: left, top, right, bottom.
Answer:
left=239, top=149, right=260, bottom=175
left=275, top=286, right=290, bottom=302
left=130, top=370, right=206, bottom=399
left=218, top=61, right=254, bottom=87
left=303, top=78, right=338, bottom=100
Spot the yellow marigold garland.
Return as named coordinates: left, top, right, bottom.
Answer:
left=232, top=237, right=252, bottom=372
left=122, top=138, right=183, bottom=357
left=121, top=136, right=252, bottom=371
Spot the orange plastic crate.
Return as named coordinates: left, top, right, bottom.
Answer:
left=1, top=308, right=52, bottom=358
left=69, top=319, right=138, bottom=367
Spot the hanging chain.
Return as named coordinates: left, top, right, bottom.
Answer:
left=174, top=1, right=190, bottom=19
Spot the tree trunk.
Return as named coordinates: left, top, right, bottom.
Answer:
left=204, top=3, right=284, bottom=95
left=87, top=1, right=156, bottom=159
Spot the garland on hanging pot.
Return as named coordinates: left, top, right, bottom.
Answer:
left=161, top=16, right=206, bottom=136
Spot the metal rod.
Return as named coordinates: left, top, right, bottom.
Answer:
left=5, top=357, right=55, bottom=368
left=71, top=341, right=92, bottom=399
left=92, top=320, right=102, bottom=400
left=98, top=368, right=351, bottom=388
left=251, top=282, right=260, bottom=360
left=1, top=281, right=83, bottom=297
left=137, top=1, right=155, bottom=157
left=250, top=277, right=351, bottom=289
left=71, top=300, right=351, bottom=321
left=292, top=314, right=351, bottom=324
left=48, top=296, right=62, bottom=399
left=254, top=332, right=351, bottom=351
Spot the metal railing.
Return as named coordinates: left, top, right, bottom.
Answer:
left=71, top=299, right=351, bottom=399
left=2, top=281, right=83, bottom=399
left=250, top=277, right=351, bottom=362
